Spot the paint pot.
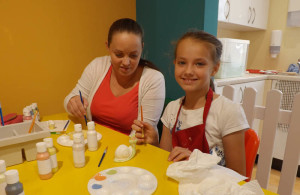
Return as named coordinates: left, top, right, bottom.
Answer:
left=5, top=169, right=24, bottom=195
left=36, top=142, right=53, bottom=180
left=72, top=133, right=85, bottom=168
left=43, top=138, right=58, bottom=173
left=87, top=121, right=98, bottom=151
left=0, top=160, right=7, bottom=195
left=22, top=107, right=32, bottom=122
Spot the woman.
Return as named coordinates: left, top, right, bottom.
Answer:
left=64, top=18, right=165, bottom=135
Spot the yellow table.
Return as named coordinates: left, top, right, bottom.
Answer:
left=7, top=113, right=277, bottom=194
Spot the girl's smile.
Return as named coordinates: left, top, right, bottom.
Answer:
left=181, top=77, right=198, bottom=85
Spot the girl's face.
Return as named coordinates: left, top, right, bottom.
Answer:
left=107, top=32, right=143, bottom=77
left=174, top=38, right=219, bottom=94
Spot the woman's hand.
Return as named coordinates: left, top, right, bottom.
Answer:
left=67, top=96, right=88, bottom=118
left=168, top=146, right=191, bottom=162
left=131, top=120, right=159, bottom=146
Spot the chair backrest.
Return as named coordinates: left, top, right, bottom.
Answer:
left=245, top=128, right=260, bottom=182
left=222, top=85, right=300, bottom=195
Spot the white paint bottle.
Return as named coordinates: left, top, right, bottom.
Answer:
left=74, top=124, right=84, bottom=144
left=36, top=142, right=52, bottom=180
left=43, top=138, right=58, bottom=173
left=0, top=160, right=7, bottom=195
left=87, top=121, right=98, bottom=151
left=72, top=133, right=85, bottom=168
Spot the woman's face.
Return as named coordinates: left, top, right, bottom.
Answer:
left=174, top=38, right=219, bottom=94
left=107, top=32, right=143, bottom=77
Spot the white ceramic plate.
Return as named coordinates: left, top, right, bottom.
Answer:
left=57, top=132, right=102, bottom=147
left=87, top=166, right=157, bottom=195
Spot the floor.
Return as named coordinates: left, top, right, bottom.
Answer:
left=251, top=165, right=300, bottom=195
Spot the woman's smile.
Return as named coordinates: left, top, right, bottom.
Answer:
left=119, top=66, right=131, bottom=73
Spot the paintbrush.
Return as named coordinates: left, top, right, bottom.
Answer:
left=0, top=102, right=4, bottom=126
left=79, top=90, right=88, bottom=126
left=98, top=147, right=108, bottom=167
left=141, top=105, right=144, bottom=138
left=62, top=120, right=70, bottom=132
left=28, top=111, right=38, bottom=133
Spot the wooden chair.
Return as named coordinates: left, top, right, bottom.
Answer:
left=223, top=85, right=300, bottom=195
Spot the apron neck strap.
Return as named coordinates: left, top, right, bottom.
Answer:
left=173, top=88, right=214, bottom=132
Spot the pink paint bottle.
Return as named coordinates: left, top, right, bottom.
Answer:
left=36, top=142, right=52, bottom=180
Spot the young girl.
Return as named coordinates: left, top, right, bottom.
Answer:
left=132, top=31, right=249, bottom=176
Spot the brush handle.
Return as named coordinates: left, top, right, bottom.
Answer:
left=79, top=90, right=88, bottom=126
left=141, top=106, right=144, bottom=137
left=28, top=111, right=38, bottom=133
left=0, top=107, right=4, bottom=126
left=63, top=120, right=70, bottom=131
left=98, top=147, right=107, bottom=167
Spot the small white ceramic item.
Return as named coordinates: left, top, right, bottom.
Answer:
left=114, top=133, right=137, bottom=162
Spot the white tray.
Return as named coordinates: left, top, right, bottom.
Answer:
left=88, top=166, right=157, bottom=195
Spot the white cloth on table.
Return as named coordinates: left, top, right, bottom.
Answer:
left=166, top=149, right=264, bottom=195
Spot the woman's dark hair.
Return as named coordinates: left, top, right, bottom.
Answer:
left=108, top=18, right=159, bottom=71
left=174, top=30, right=222, bottom=91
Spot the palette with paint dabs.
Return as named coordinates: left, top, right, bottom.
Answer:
left=87, top=166, right=158, bottom=195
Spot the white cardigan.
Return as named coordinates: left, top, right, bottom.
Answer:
left=64, top=56, right=166, bottom=131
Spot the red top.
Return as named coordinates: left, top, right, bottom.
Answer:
left=91, top=66, right=139, bottom=135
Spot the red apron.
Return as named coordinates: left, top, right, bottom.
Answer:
left=172, top=88, right=213, bottom=153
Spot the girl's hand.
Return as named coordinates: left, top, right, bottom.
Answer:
left=67, top=96, right=88, bottom=118
left=131, top=120, right=159, bottom=146
left=168, top=146, right=191, bottom=162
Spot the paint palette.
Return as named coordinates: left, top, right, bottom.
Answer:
left=57, top=132, right=102, bottom=147
left=87, top=166, right=157, bottom=195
